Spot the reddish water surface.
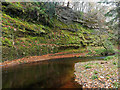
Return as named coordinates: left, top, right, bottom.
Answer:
left=2, top=56, right=105, bottom=88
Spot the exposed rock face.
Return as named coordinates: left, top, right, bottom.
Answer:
left=55, top=6, right=101, bottom=30
left=55, top=6, right=78, bottom=24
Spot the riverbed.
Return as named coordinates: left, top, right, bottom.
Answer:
left=2, top=56, right=106, bottom=88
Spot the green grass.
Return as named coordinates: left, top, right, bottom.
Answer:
left=84, top=64, right=92, bottom=69
left=94, top=70, right=98, bottom=74
left=113, top=81, right=118, bottom=88
left=91, top=75, right=98, bottom=80
left=87, top=51, right=92, bottom=55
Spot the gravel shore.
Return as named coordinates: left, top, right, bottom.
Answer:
left=74, top=56, right=119, bottom=88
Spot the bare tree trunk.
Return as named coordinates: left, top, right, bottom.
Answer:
left=67, top=1, right=70, bottom=8
left=117, top=1, right=120, bottom=46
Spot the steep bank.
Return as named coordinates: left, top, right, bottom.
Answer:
left=2, top=2, right=98, bottom=62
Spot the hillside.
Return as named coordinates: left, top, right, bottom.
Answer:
left=1, top=2, right=116, bottom=62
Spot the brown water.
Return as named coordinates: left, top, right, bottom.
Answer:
left=2, top=56, right=105, bottom=88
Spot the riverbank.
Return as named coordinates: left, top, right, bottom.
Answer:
left=1, top=46, right=117, bottom=68
left=1, top=48, right=118, bottom=88
left=74, top=55, right=119, bottom=88
left=0, top=50, right=90, bottom=68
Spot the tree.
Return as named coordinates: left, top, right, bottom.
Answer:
left=116, top=1, right=120, bottom=45
left=67, top=1, right=70, bottom=8
left=97, top=0, right=119, bottom=44
left=81, top=1, right=115, bottom=54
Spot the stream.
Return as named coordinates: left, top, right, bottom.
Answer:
left=2, top=56, right=105, bottom=88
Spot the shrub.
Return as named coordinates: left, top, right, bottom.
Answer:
left=88, top=51, right=92, bottom=55
left=95, top=48, right=115, bottom=56
left=113, top=61, right=117, bottom=65
left=95, top=49, right=105, bottom=55
left=104, top=56, right=114, bottom=61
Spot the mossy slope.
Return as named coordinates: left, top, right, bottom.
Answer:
left=2, top=2, right=95, bottom=62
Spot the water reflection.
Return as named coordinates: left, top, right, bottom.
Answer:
left=2, top=56, right=105, bottom=88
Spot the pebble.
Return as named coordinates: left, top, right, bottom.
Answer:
left=100, top=76, right=104, bottom=78
left=74, top=58, right=118, bottom=88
